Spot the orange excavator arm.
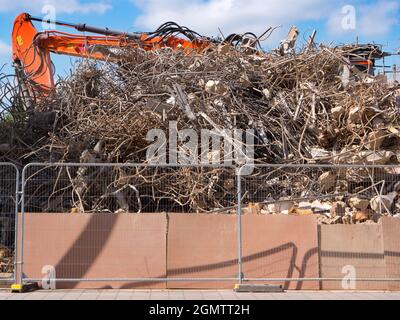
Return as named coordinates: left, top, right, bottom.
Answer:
left=12, top=13, right=212, bottom=96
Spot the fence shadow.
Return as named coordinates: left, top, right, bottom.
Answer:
left=20, top=212, right=400, bottom=290
left=42, top=211, right=320, bottom=289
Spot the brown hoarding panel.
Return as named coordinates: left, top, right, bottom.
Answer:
left=167, top=213, right=238, bottom=289
left=381, top=217, right=400, bottom=291
left=20, top=211, right=397, bottom=291
left=242, top=215, right=320, bottom=290
left=21, top=213, right=167, bottom=289
left=319, top=224, right=386, bottom=291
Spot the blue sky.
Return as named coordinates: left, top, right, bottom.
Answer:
left=0, top=0, right=399, bottom=78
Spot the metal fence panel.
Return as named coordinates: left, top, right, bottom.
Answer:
left=17, top=162, right=400, bottom=289
left=0, top=163, right=19, bottom=283
left=19, top=163, right=238, bottom=286
left=237, top=164, right=400, bottom=288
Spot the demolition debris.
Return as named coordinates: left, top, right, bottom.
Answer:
left=1, top=28, right=400, bottom=223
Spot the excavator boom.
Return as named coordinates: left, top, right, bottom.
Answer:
left=12, top=13, right=212, bottom=96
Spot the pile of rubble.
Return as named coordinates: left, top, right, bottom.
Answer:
left=3, top=41, right=400, bottom=166
left=1, top=30, right=400, bottom=215
left=241, top=164, right=400, bottom=224
left=244, top=191, right=400, bottom=225
left=0, top=245, right=12, bottom=275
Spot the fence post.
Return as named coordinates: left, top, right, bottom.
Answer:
left=17, top=164, right=28, bottom=287
left=13, top=166, right=20, bottom=285
left=236, top=166, right=243, bottom=285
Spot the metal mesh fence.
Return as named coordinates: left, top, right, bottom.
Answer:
left=0, top=163, right=18, bottom=282
left=238, top=164, right=400, bottom=288
left=20, top=163, right=238, bottom=285
left=240, top=164, right=400, bottom=219
left=22, top=164, right=237, bottom=214
left=13, top=162, right=400, bottom=288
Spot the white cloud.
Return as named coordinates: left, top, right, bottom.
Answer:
left=133, top=0, right=399, bottom=46
left=358, top=1, right=399, bottom=37
left=132, top=0, right=333, bottom=44
left=327, top=1, right=399, bottom=38
left=0, top=0, right=112, bottom=14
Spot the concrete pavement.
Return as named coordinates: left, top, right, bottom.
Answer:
left=1, top=290, right=400, bottom=300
